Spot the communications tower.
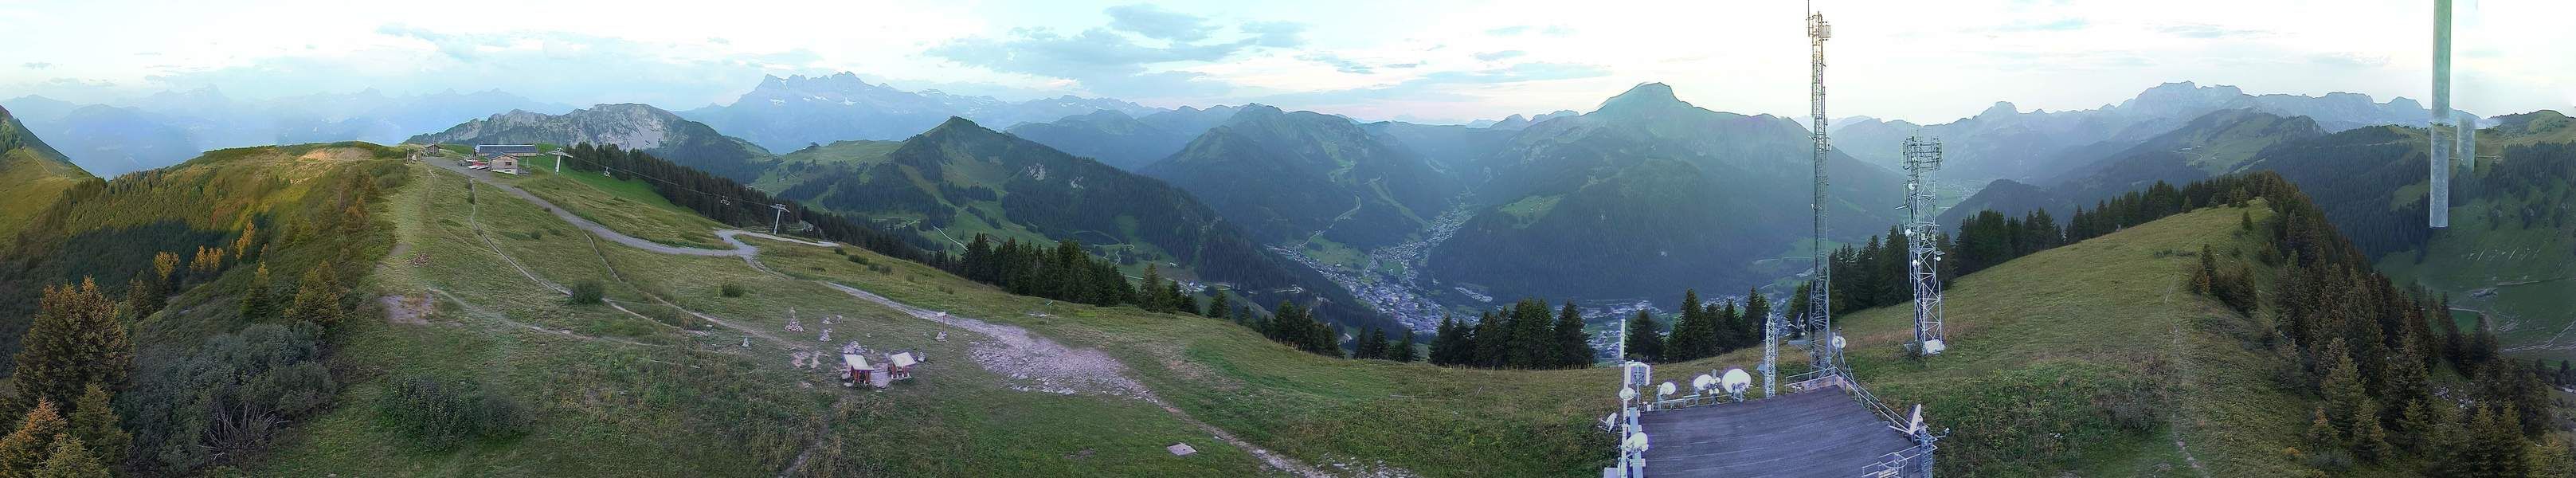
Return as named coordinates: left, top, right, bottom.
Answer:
left=1901, top=135, right=1947, bottom=355
left=1803, top=7, right=1842, bottom=377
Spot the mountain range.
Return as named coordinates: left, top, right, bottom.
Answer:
left=1831, top=81, right=2461, bottom=186
left=998, top=105, right=1242, bottom=170
left=679, top=72, right=1161, bottom=153
left=1428, top=83, right=1904, bottom=303
left=406, top=103, right=777, bottom=182
left=1143, top=104, right=1456, bottom=249
left=2, top=88, right=568, bottom=176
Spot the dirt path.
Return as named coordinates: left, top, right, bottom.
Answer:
left=2159, top=281, right=2212, bottom=478
left=433, top=163, right=1330, bottom=477
left=816, top=282, right=1329, bottom=477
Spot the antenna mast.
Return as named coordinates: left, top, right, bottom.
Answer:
left=1902, top=135, right=1947, bottom=355
left=1804, top=6, right=1841, bottom=377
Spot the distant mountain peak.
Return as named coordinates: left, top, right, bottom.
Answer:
left=1596, top=82, right=1687, bottom=113
left=1979, top=101, right=2020, bottom=117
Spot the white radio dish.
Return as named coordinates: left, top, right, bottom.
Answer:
left=1721, top=368, right=1752, bottom=394
left=1623, top=432, right=1650, bottom=452
left=1831, top=335, right=1848, bottom=349
left=1656, top=382, right=1678, bottom=398
left=1692, top=374, right=1717, bottom=391
left=1922, top=339, right=1947, bottom=355
left=1619, top=387, right=1638, bottom=402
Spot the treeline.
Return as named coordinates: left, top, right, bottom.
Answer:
left=2183, top=171, right=2558, bottom=474
left=2465, top=142, right=2576, bottom=233
left=1423, top=299, right=1595, bottom=370
left=1818, top=181, right=2202, bottom=315
left=558, top=143, right=934, bottom=263
left=947, top=233, right=1354, bottom=358
left=1618, top=290, right=1770, bottom=364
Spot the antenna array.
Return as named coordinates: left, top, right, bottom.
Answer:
left=1901, top=135, right=1947, bottom=355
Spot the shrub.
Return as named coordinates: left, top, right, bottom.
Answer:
left=568, top=281, right=604, bottom=304
left=719, top=283, right=746, bottom=298
left=123, top=323, right=336, bottom=473
left=847, top=255, right=871, bottom=265
left=375, top=375, right=531, bottom=451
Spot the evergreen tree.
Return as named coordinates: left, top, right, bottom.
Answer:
left=1427, top=315, right=1465, bottom=366
left=1740, top=290, right=1771, bottom=349
left=2351, top=398, right=2392, bottom=462
left=1354, top=328, right=1387, bottom=359
left=10, top=280, right=131, bottom=414
left=1554, top=302, right=1593, bottom=368
left=2319, top=340, right=2367, bottom=434
left=1393, top=333, right=1418, bottom=362
left=31, top=436, right=107, bottom=478
left=284, top=266, right=345, bottom=328
left=62, top=386, right=121, bottom=470
left=2305, top=406, right=2341, bottom=449
left=1207, top=290, right=1230, bottom=323
left=1623, top=311, right=1665, bottom=362
left=238, top=263, right=274, bottom=319
left=1138, top=264, right=1168, bottom=312
left=2398, top=399, right=2436, bottom=453
left=0, top=401, right=65, bottom=476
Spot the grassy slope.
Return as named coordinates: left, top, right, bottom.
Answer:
left=0, top=147, right=87, bottom=237
left=253, top=162, right=1612, bottom=476
left=2378, top=117, right=2576, bottom=362
left=1661, top=203, right=2312, bottom=476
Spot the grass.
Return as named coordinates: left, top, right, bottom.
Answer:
left=1658, top=202, right=2314, bottom=476
left=500, top=166, right=730, bottom=249
left=0, top=147, right=87, bottom=237
left=2377, top=184, right=2576, bottom=362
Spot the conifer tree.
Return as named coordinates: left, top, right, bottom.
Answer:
left=1393, top=333, right=1418, bottom=362
left=1740, top=290, right=1771, bottom=349
left=2305, top=406, right=2341, bottom=449
left=284, top=266, right=345, bottom=328
left=1207, top=290, right=1230, bottom=322
left=1623, top=311, right=1664, bottom=362
left=238, top=263, right=274, bottom=319
left=2398, top=399, right=2436, bottom=453
left=1137, top=264, right=1167, bottom=312
left=2319, top=340, right=2368, bottom=434
left=11, top=280, right=130, bottom=413
left=2351, top=398, right=2392, bottom=462
left=1354, top=328, right=1387, bottom=359
left=1554, top=302, right=1593, bottom=368
left=63, top=386, right=122, bottom=469
left=0, top=401, right=66, bottom=476
left=31, top=436, right=106, bottom=478
left=1427, top=315, right=1463, bottom=366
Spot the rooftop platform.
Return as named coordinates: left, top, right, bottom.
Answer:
left=1636, top=384, right=1917, bottom=477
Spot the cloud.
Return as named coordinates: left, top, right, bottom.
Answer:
left=1473, top=50, right=1525, bottom=61
left=1299, top=53, right=1378, bottom=74
left=1240, top=21, right=1306, bottom=48
left=928, top=14, right=1306, bottom=98
left=1106, top=4, right=1216, bottom=41
left=1486, top=25, right=1530, bottom=36
left=1984, top=18, right=2089, bottom=33
left=21, top=62, right=49, bottom=69
left=1257, top=61, right=1611, bottom=104
left=2155, top=23, right=2268, bottom=39
left=145, top=25, right=814, bottom=107
left=1540, top=25, right=1573, bottom=37
left=2311, top=53, right=2388, bottom=69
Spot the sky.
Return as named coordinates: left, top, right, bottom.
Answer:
left=2, top=0, right=2570, bottom=124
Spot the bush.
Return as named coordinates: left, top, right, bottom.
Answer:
left=847, top=255, right=871, bottom=265
left=375, top=375, right=531, bottom=451
left=124, top=323, right=337, bottom=473
left=719, top=283, right=746, bottom=298
left=568, top=281, right=605, bottom=304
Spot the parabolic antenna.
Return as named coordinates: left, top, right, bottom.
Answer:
left=1619, top=387, right=1637, bottom=402
left=1692, top=374, right=1717, bottom=391
left=1721, top=368, right=1752, bottom=394
left=1923, top=339, right=1947, bottom=355
left=1656, top=382, right=1678, bottom=398
left=1624, top=432, right=1650, bottom=452
left=1832, top=335, right=1848, bottom=349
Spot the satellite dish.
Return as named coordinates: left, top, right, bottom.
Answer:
left=1692, top=374, right=1717, bottom=391
left=1721, top=369, right=1752, bottom=394
left=1832, top=335, right=1848, bottom=349
left=1602, top=413, right=1618, bottom=429
left=1624, top=432, right=1650, bottom=452
left=1619, top=387, right=1638, bottom=402
left=1656, top=382, right=1678, bottom=398
left=1923, top=339, right=1947, bottom=355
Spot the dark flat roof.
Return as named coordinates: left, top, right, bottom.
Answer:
left=1636, top=384, right=1917, bottom=477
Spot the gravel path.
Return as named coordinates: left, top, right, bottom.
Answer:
left=431, top=160, right=1329, bottom=477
